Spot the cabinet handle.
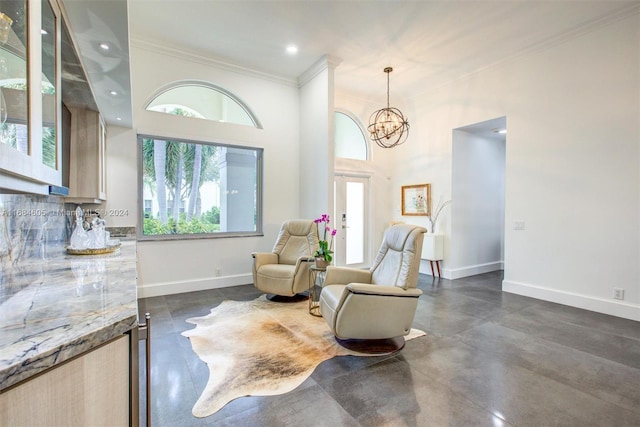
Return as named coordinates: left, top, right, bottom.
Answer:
left=138, top=313, right=151, bottom=427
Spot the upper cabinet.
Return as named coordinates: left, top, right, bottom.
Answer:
left=0, top=0, right=63, bottom=194
left=66, top=107, right=106, bottom=203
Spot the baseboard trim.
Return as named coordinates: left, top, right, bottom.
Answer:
left=137, top=274, right=253, bottom=298
left=503, top=280, right=640, bottom=321
left=444, top=261, right=504, bottom=280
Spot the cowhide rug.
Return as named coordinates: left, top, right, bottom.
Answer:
left=182, top=295, right=425, bottom=418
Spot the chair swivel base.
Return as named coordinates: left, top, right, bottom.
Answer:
left=334, top=336, right=405, bottom=354
left=266, top=293, right=308, bottom=303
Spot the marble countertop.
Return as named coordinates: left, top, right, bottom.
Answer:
left=0, top=241, right=138, bottom=391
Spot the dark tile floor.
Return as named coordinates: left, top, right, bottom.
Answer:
left=137, top=271, right=640, bottom=427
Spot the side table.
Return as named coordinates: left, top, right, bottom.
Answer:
left=308, top=266, right=327, bottom=317
left=421, top=233, right=444, bottom=277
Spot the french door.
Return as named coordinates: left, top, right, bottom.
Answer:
left=333, top=175, right=369, bottom=269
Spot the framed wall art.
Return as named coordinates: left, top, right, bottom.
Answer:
left=401, top=184, right=431, bottom=216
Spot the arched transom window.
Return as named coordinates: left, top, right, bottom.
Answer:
left=334, top=111, right=368, bottom=160
left=146, top=82, right=260, bottom=128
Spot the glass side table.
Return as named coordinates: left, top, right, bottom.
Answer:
left=308, top=266, right=327, bottom=317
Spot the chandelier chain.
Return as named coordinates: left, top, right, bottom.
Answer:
left=386, top=68, right=390, bottom=109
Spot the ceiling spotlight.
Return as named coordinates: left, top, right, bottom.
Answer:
left=368, top=67, right=410, bottom=149
left=109, top=90, right=118, bottom=96
left=99, top=42, right=110, bottom=51
left=493, top=128, right=507, bottom=134
left=286, top=45, right=298, bottom=55
left=40, top=29, right=48, bottom=35
left=116, top=117, right=122, bottom=121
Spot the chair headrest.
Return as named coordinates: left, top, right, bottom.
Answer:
left=272, top=219, right=319, bottom=264
left=383, top=224, right=427, bottom=250
left=370, top=224, right=427, bottom=289
left=282, top=219, right=315, bottom=236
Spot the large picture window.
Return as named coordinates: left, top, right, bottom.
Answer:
left=138, top=135, right=263, bottom=239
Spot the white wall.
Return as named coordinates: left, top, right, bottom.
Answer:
left=450, top=130, right=505, bottom=278
left=299, top=57, right=336, bottom=219
left=103, top=125, right=137, bottom=228
left=128, top=42, right=301, bottom=297
left=399, top=15, right=639, bottom=320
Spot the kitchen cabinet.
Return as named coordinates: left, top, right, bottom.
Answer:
left=0, top=334, right=135, bottom=427
left=66, top=107, right=107, bottom=203
left=0, top=241, right=140, bottom=426
left=0, top=0, right=63, bottom=194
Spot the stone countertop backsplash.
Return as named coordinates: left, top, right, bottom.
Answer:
left=0, top=240, right=138, bottom=391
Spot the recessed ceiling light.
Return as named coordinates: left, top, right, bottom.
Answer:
left=99, top=43, right=110, bottom=51
left=493, top=128, right=507, bottom=134
left=116, top=117, right=122, bottom=121
left=286, top=45, right=298, bottom=55
left=109, top=90, right=118, bottom=96
left=41, top=29, right=48, bottom=35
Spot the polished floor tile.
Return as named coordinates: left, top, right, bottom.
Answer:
left=497, top=308, right=640, bottom=369
left=401, top=336, right=639, bottom=427
left=138, top=271, right=640, bottom=426
left=318, top=356, right=507, bottom=427
left=455, top=322, right=640, bottom=413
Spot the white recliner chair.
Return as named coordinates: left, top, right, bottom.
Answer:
left=319, top=223, right=426, bottom=351
left=252, top=219, right=319, bottom=297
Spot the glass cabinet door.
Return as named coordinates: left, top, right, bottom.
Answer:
left=0, top=0, right=29, bottom=156
left=41, top=0, right=58, bottom=170
left=0, top=0, right=62, bottom=192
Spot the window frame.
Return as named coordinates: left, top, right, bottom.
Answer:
left=137, top=134, right=264, bottom=241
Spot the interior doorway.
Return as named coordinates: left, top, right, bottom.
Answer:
left=333, top=174, right=369, bottom=269
left=450, top=116, right=506, bottom=279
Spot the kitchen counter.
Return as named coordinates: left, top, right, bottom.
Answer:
left=0, top=241, right=137, bottom=391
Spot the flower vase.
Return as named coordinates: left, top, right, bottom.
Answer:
left=315, top=257, right=329, bottom=269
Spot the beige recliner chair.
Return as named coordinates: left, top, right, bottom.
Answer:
left=319, top=223, right=426, bottom=350
left=252, top=219, right=319, bottom=297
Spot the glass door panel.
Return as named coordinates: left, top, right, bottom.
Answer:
left=345, top=181, right=364, bottom=265
left=334, top=175, right=369, bottom=269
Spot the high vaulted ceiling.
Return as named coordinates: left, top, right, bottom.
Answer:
left=63, top=0, right=638, bottom=128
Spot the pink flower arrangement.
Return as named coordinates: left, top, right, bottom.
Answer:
left=313, top=214, right=337, bottom=262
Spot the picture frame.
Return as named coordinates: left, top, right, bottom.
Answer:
left=401, top=184, right=431, bottom=216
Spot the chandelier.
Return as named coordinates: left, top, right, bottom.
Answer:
left=368, top=67, right=409, bottom=148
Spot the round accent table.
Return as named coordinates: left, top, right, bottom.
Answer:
left=308, top=265, right=327, bottom=317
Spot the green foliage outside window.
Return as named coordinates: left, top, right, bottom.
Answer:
left=143, top=207, right=221, bottom=235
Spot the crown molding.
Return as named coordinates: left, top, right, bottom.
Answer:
left=130, top=38, right=298, bottom=88
left=298, top=54, right=343, bottom=87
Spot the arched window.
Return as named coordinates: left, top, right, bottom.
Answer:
left=145, top=82, right=261, bottom=128
left=334, top=110, right=367, bottom=160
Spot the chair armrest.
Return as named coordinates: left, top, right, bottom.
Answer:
left=291, top=256, right=315, bottom=276
left=325, top=266, right=372, bottom=286
left=252, top=252, right=278, bottom=270
left=296, top=256, right=316, bottom=265
left=346, top=283, right=423, bottom=298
